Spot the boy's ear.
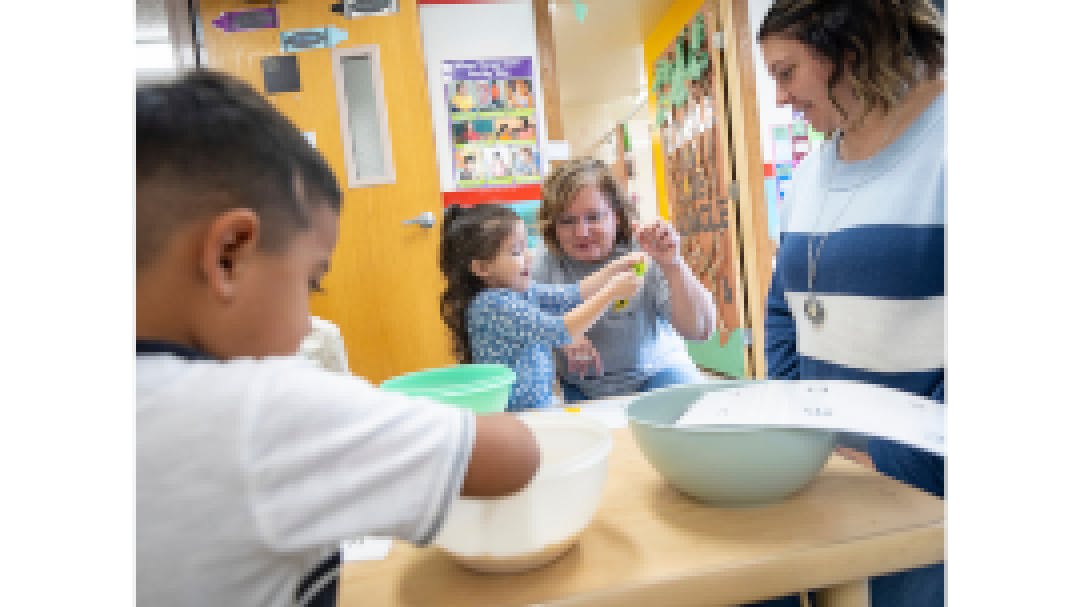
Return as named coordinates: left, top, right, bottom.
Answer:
left=200, top=209, right=259, bottom=301
left=470, top=258, right=491, bottom=280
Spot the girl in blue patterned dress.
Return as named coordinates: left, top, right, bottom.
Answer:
left=439, top=205, right=646, bottom=411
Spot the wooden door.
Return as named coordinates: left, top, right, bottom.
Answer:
left=199, top=0, right=454, bottom=382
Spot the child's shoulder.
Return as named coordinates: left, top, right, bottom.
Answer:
left=137, top=353, right=347, bottom=402
left=470, top=288, right=526, bottom=309
left=467, top=288, right=537, bottom=323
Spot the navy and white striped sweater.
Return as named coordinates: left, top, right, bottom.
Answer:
left=766, top=94, right=946, bottom=405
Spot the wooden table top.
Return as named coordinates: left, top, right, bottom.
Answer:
left=340, top=426, right=944, bottom=607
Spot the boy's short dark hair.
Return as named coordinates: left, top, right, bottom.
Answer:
left=136, top=69, right=342, bottom=269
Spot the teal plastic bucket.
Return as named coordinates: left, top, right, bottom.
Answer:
left=380, top=364, right=515, bottom=414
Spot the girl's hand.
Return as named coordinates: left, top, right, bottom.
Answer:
left=609, top=251, right=649, bottom=276
left=609, top=270, right=645, bottom=300
left=561, top=336, right=603, bottom=378
left=636, top=220, right=682, bottom=268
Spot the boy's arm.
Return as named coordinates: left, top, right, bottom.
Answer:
left=462, top=414, right=541, bottom=497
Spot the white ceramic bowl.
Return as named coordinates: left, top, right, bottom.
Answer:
left=433, top=411, right=613, bottom=573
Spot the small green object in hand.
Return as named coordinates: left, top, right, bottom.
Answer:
left=615, top=261, right=648, bottom=310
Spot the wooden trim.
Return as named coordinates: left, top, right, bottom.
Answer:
left=703, top=6, right=752, bottom=370
left=717, top=0, right=770, bottom=378
left=532, top=0, right=565, bottom=141
left=331, top=45, right=398, bottom=188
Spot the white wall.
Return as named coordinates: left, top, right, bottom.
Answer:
left=748, top=0, right=794, bottom=164
left=627, top=118, right=658, bottom=224
left=418, top=1, right=548, bottom=192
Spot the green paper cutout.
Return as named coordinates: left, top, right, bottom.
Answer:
left=685, top=328, right=747, bottom=378
left=692, top=14, right=706, bottom=51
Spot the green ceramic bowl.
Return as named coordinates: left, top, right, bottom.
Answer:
left=627, top=382, right=836, bottom=507
left=380, top=364, right=515, bottom=415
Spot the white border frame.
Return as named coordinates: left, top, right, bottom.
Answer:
left=331, top=44, right=396, bottom=188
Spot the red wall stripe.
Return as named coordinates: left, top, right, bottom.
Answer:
left=441, top=184, right=543, bottom=207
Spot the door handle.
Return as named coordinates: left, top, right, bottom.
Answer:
left=403, top=211, right=436, bottom=229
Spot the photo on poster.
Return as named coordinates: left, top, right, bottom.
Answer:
left=448, top=80, right=475, bottom=113
left=494, top=117, right=516, bottom=141
left=452, top=118, right=494, bottom=145
left=512, top=115, right=536, bottom=142
left=482, top=146, right=514, bottom=185
left=511, top=145, right=541, bottom=182
left=454, top=149, right=485, bottom=186
left=506, top=78, right=534, bottom=109
left=488, top=80, right=508, bottom=110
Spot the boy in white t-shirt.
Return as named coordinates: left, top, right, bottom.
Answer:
left=136, top=70, right=541, bottom=607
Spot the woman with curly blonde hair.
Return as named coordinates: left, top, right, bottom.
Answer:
left=533, top=157, right=717, bottom=403
left=759, top=1, right=946, bottom=606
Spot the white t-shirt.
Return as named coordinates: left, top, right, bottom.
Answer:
left=136, top=351, right=474, bottom=606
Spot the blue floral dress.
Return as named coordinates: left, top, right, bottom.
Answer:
left=466, top=284, right=581, bottom=411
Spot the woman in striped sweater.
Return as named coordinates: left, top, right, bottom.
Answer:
left=758, top=1, right=946, bottom=606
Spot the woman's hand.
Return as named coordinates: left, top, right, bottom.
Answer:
left=636, top=220, right=682, bottom=268
left=561, top=336, right=603, bottom=378
left=835, top=447, right=875, bottom=470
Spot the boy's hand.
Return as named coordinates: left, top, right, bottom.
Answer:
left=636, top=220, right=682, bottom=269
left=561, top=336, right=603, bottom=378
left=609, top=270, right=645, bottom=301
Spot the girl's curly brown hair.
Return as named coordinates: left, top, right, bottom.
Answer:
left=757, top=0, right=945, bottom=130
left=537, top=157, right=637, bottom=256
left=439, top=204, right=522, bottom=363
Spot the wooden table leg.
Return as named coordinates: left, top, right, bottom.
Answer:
left=817, top=578, right=870, bottom=607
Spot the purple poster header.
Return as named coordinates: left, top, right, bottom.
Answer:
left=443, top=57, right=533, bottom=81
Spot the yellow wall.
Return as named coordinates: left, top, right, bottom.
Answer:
left=643, top=0, right=708, bottom=220
left=199, top=1, right=454, bottom=382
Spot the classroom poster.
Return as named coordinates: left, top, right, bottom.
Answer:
left=442, top=57, right=542, bottom=189
left=764, top=113, right=825, bottom=241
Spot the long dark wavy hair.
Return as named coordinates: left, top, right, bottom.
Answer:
left=757, top=0, right=945, bottom=129
left=439, top=204, right=523, bottom=363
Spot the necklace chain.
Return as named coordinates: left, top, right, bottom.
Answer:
left=802, top=86, right=934, bottom=326
left=807, top=107, right=909, bottom=293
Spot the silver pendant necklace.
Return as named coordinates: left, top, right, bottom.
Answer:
left=803, top=101, right=913, bottom=327
left=805, top=134, right=863, bottom=328
left=804, top=237, right=829, bottom=326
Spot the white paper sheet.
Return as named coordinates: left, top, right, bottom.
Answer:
left=676, top=381, right=945, bottom=456
left=341, top=536, right=392, bottom=562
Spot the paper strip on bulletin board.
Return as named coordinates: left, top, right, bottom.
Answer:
left=676, top=381, right=945, bottom=456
